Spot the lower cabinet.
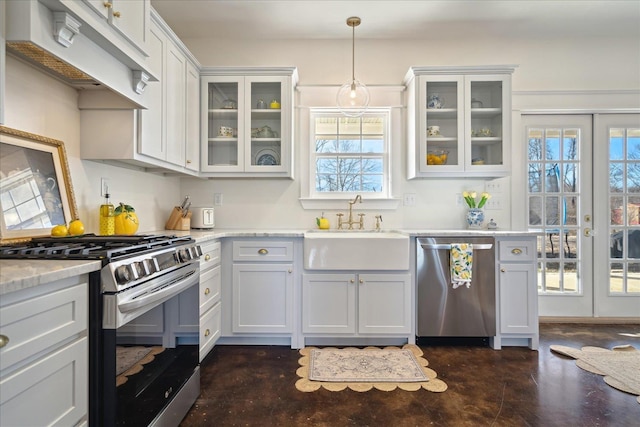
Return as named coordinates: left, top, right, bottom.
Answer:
left=302, top=273, right=411, bottom=336
left=0, top=276, right=88, bottom=426
left=198, top=240, right=222, bottom=361
left=495, top=237, right=539, bottom=349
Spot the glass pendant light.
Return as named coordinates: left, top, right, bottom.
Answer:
left=336, top=16, right=370, bottom=117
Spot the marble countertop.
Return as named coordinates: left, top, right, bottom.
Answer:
left=1, top=228, right=538, bottom=296
left=0, top=259, right=101, bottom=296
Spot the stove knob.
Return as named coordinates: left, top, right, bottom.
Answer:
left=133, top=261, right=146, bottom=279
left=115, top=265, right=132, bottom=284
left=177, top=248, right=192, bottom=263
left=144, top=258, right=157, bottom=275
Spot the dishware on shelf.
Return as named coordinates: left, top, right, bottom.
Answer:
left=222, top=99, right=237, bottom=109
left=427, top=125, right=441, bottom=137
left=427, top=94, right=445, bottom=109
left=472, top=158, right=485, bottom=165
left=254, top=148, right=280, bottom=166
left=256, top=99, right=266, bottom=109
left=471, top=98, right=483, bottom=108
left=256, top=125, right=278, bottom=138
left=218, top=126, right=235, bottom=137
left=270, top=99, right=281, bottom=109
left=426, top=150, right=448, bottom=165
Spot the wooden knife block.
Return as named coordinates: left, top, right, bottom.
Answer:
left=165, top=206, right=191, bottom=231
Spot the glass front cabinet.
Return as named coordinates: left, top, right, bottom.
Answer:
left=200, top=67, right=298, bottom=177
left=404, top=66, right=516, bottom=178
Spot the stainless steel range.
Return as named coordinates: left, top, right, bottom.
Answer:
left=0, top=234, right=202, bottom=426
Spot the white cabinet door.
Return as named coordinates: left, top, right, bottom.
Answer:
left=302, top=274, right=356, bottom=334
left=232, top=263, right=294, bottom=333
left=185, top=60, right=200, bottom=171
left=109, top=0, right=149, bottom=50
left=498, top=262, right=537, bottom=334
left=165, top=42, right=186, bottom=166
left=139, top=21, right=165, bottom=160
left=358, top=274, right=411, bottom=334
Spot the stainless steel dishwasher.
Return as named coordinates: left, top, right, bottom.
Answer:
left=416, top=236, right=496, bottom=338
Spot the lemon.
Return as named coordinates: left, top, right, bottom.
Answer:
left=51, top=224, right=68, bottom=237
left=68, top=219, right=85, bottom=236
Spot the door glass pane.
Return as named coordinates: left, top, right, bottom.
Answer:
left=425, top=81, right=458, bottom=167
left=250, top=81, right=282, bottom=166
left=207, top=81, right=239, bottom=166
left=527, top=126, right=581, bottom=294
left=608, top=127, right=640, bottom=294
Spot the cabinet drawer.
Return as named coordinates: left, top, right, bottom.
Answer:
left=498, top=240, right=536, bottom=262
left=200, top=240, right=221, bottom=270
left=0, top=336, right=88, bottom=427
left=199, top=302, right=221, bottom=362
left=200, top=264, right=221, bottom=313
left=232, top=240, right=293, bottom=262
left=0, top=283, right=87, bottom=372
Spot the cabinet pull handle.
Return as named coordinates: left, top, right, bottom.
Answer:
left=0, top=334, right=9, bottom=348
left=359, top=278, right=364, bottom=284
left=350, top=279, right=355, bottom=283
left=113, top=10, right=121, bottom=18
left=288, top=269, right=292, bottom=274
left=204, top=287, right=210, bottom=295
left=186, top=160, right=192, bottom=164
left=204, top=329, right=210, bottom=337
left=204, top=254, right=211, bottom=261
left=103, top=2, right=112, bottom=8
left=500, top=268, right=506, bottom=272
left=511, top=248, right=523, bottom=255
left=258, top=248, right=268, bottom=255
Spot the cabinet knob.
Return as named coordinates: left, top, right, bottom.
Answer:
left=350, top=279, right=355, bottom=283
left=186, top=159, right=192, bottom=164
left=500, top=268, right=506, bottom=273
left=204, top=329, right=210, bottom=337
left=258, top=248, right=268, bottom=255
left=113, top=10, right=121, bottom=18
left=511, top=248, right=523, bottom=255
left=288, top=269, right=292, bottom=274
left=204, top=254, right=211, bottom=261
left=204, top=287, right=210, bottom=295
left=0, top=334, right=8, bottom=348
left=359, top=278, right=364, bottom=284
left=103, top=2, right=112, bottom=8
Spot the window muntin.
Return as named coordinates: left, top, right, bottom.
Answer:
left=310, top=110, right=390, bottom=198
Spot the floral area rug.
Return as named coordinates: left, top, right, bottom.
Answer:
left=295, top=344, right=447, bottom=392
left=550, top=344, right=640, bottom=404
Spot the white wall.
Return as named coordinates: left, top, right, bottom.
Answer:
left=4, top=56, right=182, bottom=233
left=178, top=34, right=639, bottom=230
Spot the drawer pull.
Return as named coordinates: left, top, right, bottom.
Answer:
left=204, top=329, right=210, bottom=337
left=103, top=2, right=112, bottom=8
left=258, top=248, right=268, bottom=255
left=350, top=279, right=355, bottom=283
left=113, top=10, right=121, bottom=18
left=204, top=254, right=211, bottom=261
left=511, top=248, right=523, bottom=255
left=359, top=279, right=364, bottom=284
left=204, top=287, right=210, bottom=295
left=0, top=334, right=9, bottom=348
left=501, top=268, right=506, bottom=273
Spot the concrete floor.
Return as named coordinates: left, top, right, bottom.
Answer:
left=180, top=324, right=640, bottom=426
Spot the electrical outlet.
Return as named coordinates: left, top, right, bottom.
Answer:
left=101, top=178, right=110, bottom=197
left=484, top=196, right=503, bottom=210
left=214, top=193, right=223, bottom=206
left=403, top=193, right=416, bottom=206
left=457, top=194, right=465, bottom=206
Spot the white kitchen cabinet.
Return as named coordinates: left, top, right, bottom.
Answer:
left=302, top=273, right=411, bottom=337
left=231, top=240, right=295, bottom=333
left=200, top=68, right=297, bottom=177
left=78, top=0, right=149, bottom=53
left=80, top=9, right=200, bottom=175
left=0, top=275, right=88, bottom=426
left=404, top=66, right=515, bottom=178
left=0, top=0, right=5, bottom=125
left=494, top=237, right=539, bottom=349
left=198, top=240, right=222, bottom=361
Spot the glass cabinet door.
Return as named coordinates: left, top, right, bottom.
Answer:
left=204, top=77, right=243, bottom=171
left=246, top=77, right=285, bottom=170
left=421, top=75, right=464, bottom=172
left=466, top=76, right=507, bottom=169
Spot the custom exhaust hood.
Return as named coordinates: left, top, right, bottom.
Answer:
left=5, top=0, right=156, bottom=108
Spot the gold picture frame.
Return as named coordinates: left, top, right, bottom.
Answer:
left=0, top=126, right=78, bottom=244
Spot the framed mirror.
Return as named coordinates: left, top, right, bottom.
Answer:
left=0, top=126, right=78, bottom=244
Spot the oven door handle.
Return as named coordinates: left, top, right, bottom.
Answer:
left=118, top=267, right=198, bottom=313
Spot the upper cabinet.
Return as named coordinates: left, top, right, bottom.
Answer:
left=80, top=0, right=149, bottom=51
left=201, top=68, right=298, bottom=178
left=404, top=66, right=516, bottom=178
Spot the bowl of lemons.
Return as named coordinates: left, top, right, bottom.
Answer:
left=427, top=150, right=448, bottom=165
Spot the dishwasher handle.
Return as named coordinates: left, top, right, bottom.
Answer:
left=419, top=243, right=493, bottom=250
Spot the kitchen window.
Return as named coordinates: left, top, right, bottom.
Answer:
left=310, top=109, right=391, bottom=199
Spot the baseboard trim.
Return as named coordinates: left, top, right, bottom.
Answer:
left=540, top=317, right=640, bottom=324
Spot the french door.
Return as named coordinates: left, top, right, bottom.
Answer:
left=524, top=115, right=593, bottom=317
left=524, top=113, right=640, bottom=318
left=593, top=114, right=640, bottom=317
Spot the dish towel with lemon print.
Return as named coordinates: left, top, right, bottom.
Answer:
left=450, top=243, right=473, bottom=289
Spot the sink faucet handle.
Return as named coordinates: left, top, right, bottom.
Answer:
left=375, top=215, right=383, bottom=231
left=336, top=213, right=344, bottom=229
left=358, top=213, right=365, bottom=230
